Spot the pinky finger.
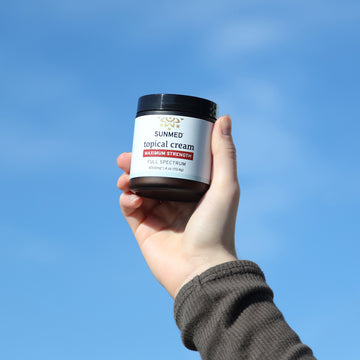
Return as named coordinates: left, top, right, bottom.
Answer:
left=120, top=191, right=143, bottom=217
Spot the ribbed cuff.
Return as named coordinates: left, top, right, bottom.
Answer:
left=174, top=260, right=265, bottom=321
left=174, top=259, right=269, bottom=353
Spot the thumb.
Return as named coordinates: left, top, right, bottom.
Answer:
left=210, top=115, right=240, bottom=196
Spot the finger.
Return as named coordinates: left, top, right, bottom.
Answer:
left=117, top=152, right=132, bottom=173
left=117, top=172, right=130, bottom=191
left=120, top=191, right=143, bottom=216
left=118, top=180, right=161, bottom=215
left=119, top=192, right=160, bottom=233
left=140, top=197, right=162, bottom=216
left=120, top=192, right=170, bottom=243
left=210, top=115, right=240, bottom=198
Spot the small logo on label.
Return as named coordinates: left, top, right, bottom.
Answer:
left=159, top=116, right=183, bottom=130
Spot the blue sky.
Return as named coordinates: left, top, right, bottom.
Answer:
left=1, top=1, right=359, bottom=359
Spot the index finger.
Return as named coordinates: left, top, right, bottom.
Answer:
left=117, top=152, right=132, bottom=173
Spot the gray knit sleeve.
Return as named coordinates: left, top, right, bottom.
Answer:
left=174, top=260, right=316, bottom=360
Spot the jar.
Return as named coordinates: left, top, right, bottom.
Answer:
left=129, top=94, right=218, bottom=201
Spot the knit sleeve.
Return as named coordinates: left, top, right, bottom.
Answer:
left=174, top=260, right=316, bottom=360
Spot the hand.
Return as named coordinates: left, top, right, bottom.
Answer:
left=116, top=115, right=240, bottom=298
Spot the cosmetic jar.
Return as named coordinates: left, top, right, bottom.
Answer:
left=129, top=94, right=218, bottom=201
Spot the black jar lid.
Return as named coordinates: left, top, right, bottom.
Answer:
left=137, top=94, right=218, bottom=122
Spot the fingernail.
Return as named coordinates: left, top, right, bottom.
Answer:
left=221, top=116, right=232, bottom=136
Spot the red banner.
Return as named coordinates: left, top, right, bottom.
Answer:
left=143, top=149, right=193, bottom=160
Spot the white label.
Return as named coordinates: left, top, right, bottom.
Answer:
left=130, top=114, right=213, bottom=184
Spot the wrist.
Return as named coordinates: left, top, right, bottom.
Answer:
left=173, top=252, right=238, bottom=299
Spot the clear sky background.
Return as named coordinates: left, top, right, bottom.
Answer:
left=1, top=1, right=359, bottom=359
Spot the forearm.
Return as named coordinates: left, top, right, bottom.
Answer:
left=174, top=260, right=316, bottom=360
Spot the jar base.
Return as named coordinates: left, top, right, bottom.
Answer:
left=129, top=177, right=209, bottom=202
